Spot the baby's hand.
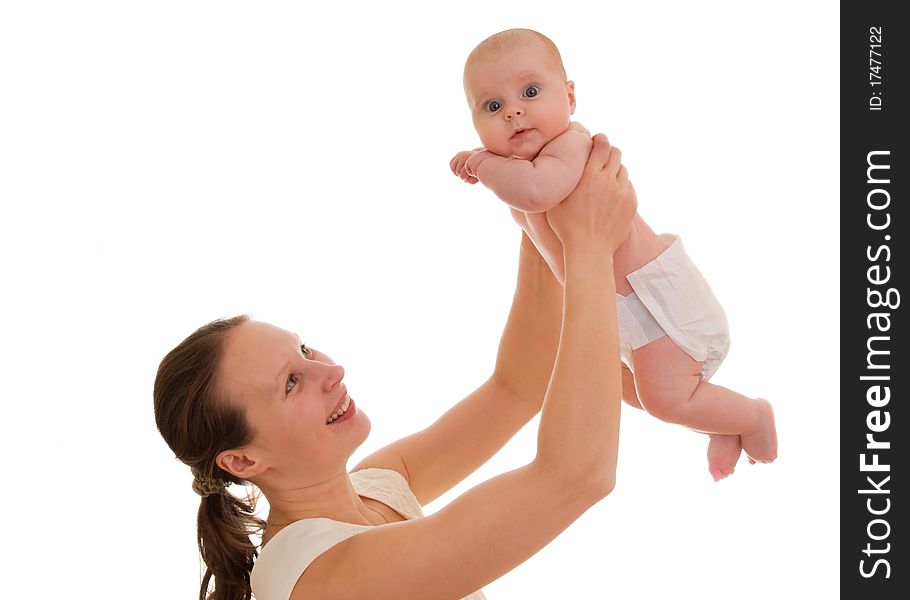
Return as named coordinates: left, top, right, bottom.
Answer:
left=450, top=150, right=480, bottom=184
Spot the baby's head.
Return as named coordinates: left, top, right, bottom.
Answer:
left=463, top=29, right=575, bottom=159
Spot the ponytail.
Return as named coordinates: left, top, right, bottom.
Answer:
left=196, top=484, right=265, bottom=600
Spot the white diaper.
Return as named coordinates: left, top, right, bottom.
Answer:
left=616, top=234, right=730, bottom=381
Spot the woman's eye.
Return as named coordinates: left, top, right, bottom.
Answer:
left=523, top=85, right=539, bottom=98
left=286, top=374, right=299, bottom=394
left=485, top=100, right=502, bottom=113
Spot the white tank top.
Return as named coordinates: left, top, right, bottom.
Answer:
left=251, top=468, right=488, bottom=599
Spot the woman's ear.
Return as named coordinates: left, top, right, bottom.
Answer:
left=216, top=448, right=267, bottom=480
left=567, top=80, right=576, bottom=114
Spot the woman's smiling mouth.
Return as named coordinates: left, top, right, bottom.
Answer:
left=327, top=394, right=354, bottom=425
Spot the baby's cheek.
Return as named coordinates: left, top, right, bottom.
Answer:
left=488, top=138, right=514, bottom=158
left=545, top=116, right=572, bottom=140
left=477, top=130, right=497, bottom=150
left=474, top=124, right=501, bottom=152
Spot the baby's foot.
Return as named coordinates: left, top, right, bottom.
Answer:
left=740, top=398, right=778, bottom=464
left=707, top=434, right=742, bottom=481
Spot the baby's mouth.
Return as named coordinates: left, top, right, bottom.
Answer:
left=511, top=128, right=532, bottom=140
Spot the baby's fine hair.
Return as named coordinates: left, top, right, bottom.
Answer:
left=464, top=28, right=567, bottom=82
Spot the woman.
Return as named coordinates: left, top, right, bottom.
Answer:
left=154, top=134, right=636, bottom=600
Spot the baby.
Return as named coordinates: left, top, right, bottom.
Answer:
left=450, top=29, right=777, bottom=480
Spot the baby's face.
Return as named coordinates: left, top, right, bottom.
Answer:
left=464, top=40, right=575, bottom=160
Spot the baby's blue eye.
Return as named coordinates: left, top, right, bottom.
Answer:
left=523, top=85, right=539, bottom=98
left=486, top=100, right=502, bottom=113
left=301, top=344, right=311, bottom=357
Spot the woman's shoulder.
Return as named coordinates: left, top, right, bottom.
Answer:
left=252, top=470, right=422, bottom=600
left=350, top=467, right=424, bottom=520
left=252, top=517, right=372, bottom=600
left=348, top=467, right=409, bottom=493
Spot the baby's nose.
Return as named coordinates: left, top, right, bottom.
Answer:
left=504, top=106, right=524, bottom=120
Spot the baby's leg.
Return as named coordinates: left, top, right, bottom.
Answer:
left=621, top=364, right=643, bottom=409
left=632, top=337, right=777, bottom=464
left=621, top=352, right=743, bottom=481
left=621, top=364, right=743, bottom=481
left=626, top=355, right=742, bottom=479
left=706, top=434, right=743, bottom=482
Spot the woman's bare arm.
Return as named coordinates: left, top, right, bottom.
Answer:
left=300, top=135, right=636, bottom=599
left=353, top=230, right=563, bottom=505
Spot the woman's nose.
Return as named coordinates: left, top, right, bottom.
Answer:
left=320, top=363, right=345, bottom=393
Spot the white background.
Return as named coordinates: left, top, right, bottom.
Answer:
left=1, top=1, right=839, bottom=598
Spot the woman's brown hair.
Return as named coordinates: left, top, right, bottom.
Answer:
left=153, top=315, right=265, bottom=600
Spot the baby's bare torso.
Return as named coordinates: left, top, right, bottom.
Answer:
left=519, top=211, right=668, bottom=294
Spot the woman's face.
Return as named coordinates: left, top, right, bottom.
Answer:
left=216, top=320, right=371, bottom=483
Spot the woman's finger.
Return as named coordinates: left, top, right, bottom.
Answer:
left=605, top=145, right=622, bottom=177
left=585, top=134, right=612, bottom=174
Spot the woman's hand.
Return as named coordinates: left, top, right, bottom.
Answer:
left=545, top=134, right=637, bottom=256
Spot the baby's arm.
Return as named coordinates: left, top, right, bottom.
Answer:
left=467, top=122, right=593, bottom=212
